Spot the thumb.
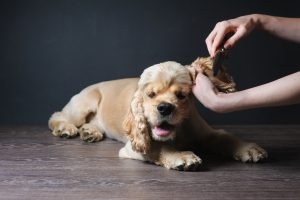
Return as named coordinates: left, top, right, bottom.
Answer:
left=197, top=67, right=204, bottom=74
left=195, top=71, right=209, bottom=83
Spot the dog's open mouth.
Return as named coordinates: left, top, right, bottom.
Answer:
left=152, top=121, right=175, bottom=137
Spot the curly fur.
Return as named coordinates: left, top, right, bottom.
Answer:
left=189, top=57, right=236, bottom=93
left=48, top=58, right=267, bottom=171
left=123, top=89, right=151, bottom=154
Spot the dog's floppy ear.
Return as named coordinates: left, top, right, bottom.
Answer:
left=188, top=57, right=236, bottom=93
left=123, top=89, right=151, bottom=154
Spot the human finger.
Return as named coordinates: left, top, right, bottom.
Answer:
left=211, top=23, right=229, bottom=57
left=224, top=27, right=247, bottom=49
left=205, top=29, right=217, bottom=57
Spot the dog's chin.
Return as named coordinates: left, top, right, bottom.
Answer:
left=151, top=121, right=176, bottom=142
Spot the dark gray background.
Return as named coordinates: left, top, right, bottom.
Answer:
left=0, top=0, right=299, bottom=125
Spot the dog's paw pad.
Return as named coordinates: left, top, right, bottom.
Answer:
left=52, top=123, right=78, bottom=138
left=234, top=143, right=268, bottom=163
left=79, top=124, right=103, bottom=143
left=169, top=152, right=202, bottom=171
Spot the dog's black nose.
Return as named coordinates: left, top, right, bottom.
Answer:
left=157, top=102, right=174, bottom=116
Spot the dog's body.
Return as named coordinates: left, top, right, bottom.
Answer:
left=49, top=61, right=267, bottom=171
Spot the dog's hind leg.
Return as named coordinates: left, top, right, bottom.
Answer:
left=48, top=85, right=101, bottom=139
left=79, top=123, right=104, bottom=143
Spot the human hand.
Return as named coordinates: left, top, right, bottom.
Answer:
left=206, top=14, right=258, bottom=57
left=193, top=72, right=241, bottom=113
left=192, top=72, right=220, bottom=112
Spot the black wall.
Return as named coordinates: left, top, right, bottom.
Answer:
left=0, top=0, right=299, bottom=125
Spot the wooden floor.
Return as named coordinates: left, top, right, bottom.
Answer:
left=0, top=126, right=300, bottom=200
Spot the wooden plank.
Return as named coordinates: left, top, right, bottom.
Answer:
left=0, top=126, right=300, bottom=200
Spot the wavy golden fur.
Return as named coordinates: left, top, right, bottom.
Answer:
left=48, top=58, right=267, bottom=171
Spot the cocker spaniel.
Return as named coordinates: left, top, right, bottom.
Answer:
left=49, top=57, right=267, bottom=171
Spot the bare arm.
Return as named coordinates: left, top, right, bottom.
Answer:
left=257, top=14, right=300, bottom=43
left=206, top=14, right=300, bottom=57
left=193, top=71, right=300, bottom=113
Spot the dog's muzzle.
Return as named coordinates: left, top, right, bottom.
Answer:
left=152, top=121, right=175, bottom=138
left=157, top=102, right=174, bottom=116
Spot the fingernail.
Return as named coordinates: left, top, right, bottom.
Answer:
left=224, top=43, right=231, bottom=49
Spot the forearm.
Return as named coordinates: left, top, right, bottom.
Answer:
left=214, top=71, right=300, bottom=113
left=253, top=14, right=300, bottom=43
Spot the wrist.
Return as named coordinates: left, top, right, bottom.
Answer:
left=213, top=91, right=246, bottom=113
left=205, top=92, right=229, bottom=113
left=252, top=14, right=274, bottom=31
left=250, top=14, right=263, bottom=29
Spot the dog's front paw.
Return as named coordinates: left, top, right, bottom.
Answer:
left=79, top=124, right=103, bottom=142
left=234, top=143, right=268, bottom=163
left=165, top=151, right=202, bottom=171
left=52, top=122, right=78, bottom=138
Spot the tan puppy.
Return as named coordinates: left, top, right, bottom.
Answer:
left=49, top=58, right=267, bottom=171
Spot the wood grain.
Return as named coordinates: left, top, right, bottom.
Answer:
left=0, top=125, right=300, bottom=200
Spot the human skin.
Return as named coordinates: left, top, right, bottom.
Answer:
left=193, top=14, right=300, bottom=113
left=205, top=14, right=300, bottom=57
left=193, top=71, right=300, bottom=113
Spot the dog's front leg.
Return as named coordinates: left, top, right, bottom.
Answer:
left=119, top=141, right=147, bottom=161
left=202, top=129, right=268, bottom=163
left=147, top=142, right=202, bottom=171
left=119, top=141, right=202, bottom=171
left=188, top=108, right=267, bottom=163
left=153, top=145, right=202, bottom=171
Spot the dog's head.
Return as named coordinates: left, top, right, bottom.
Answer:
left=123, top=61, right=194, bottom=154
left=139, top=61, right=194, bottom=141
left=123, top=58, right=236, bottom=154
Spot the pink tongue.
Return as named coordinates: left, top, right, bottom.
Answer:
left=153, top=126, right=171, bottom=137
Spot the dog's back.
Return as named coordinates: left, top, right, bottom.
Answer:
left=92, top=78, right=139, bottom=141
left=48, top=78, right=139, bottom=142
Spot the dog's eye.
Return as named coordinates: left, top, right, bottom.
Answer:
left=175, top=91, right=186, bottom=100
left=147, top=91, right=156, bottom=98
